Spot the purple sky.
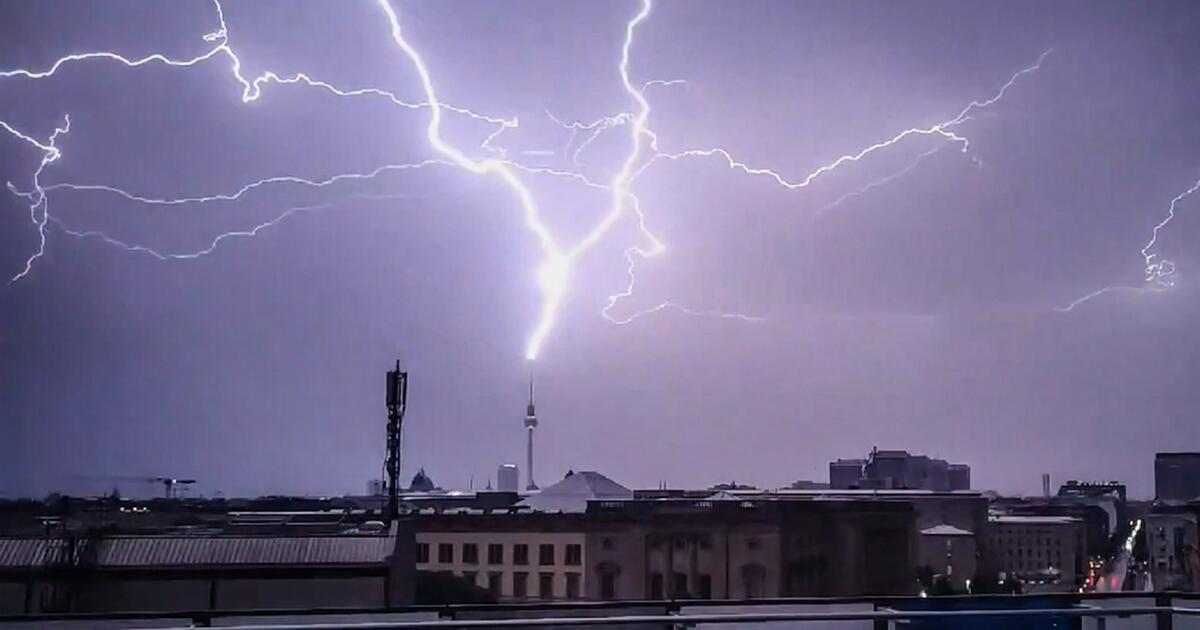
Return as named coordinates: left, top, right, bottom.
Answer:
left=2, top=0, right=1199, bottom=499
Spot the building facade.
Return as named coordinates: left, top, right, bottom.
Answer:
left=987, top=515, right=1086, bottom=591
left=1146, top=506, right=1198, bottom=592
left=0, top=529, right=414, bottom=614
left=585, top=496, right=917, bottom=600
left=1156, top=453, right=1200, bottom=503
left=416, top=523, right=587, bottom=601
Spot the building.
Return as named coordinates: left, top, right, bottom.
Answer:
left=1156, top=453, right=1200, bottom=503
left=1146, top=504, right=1199, bottom=591
left=1056, top=480, right=1128, bottom=547
left=497, top=464, right=520, bottom=493
left=520, top=471, right=634, bottom=514
left=416, top=513, right=587, bottom=601
left=829, top=449, right=970, bottom=491
left=918, top=524, right=977, bottom=590
left=412, top=471, right=631, bottom=602
left=0, top=527, right=414, bottom=614
left=408, top=469, right=438, bottom=493
left=585, top=495, right=916, bottom=599
left=410, top=473, right=924, bottom=601
left=948, top=465, right=971, bottom=491
left=829, top=460, right=865, bottom=490
left=987, top=515, right=1087, bottom=591
left=756, top=487, right=988, bottom=589
left=990, top=496, right=1115, bottom=562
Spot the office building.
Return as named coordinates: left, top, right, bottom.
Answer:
left=497, top=464, right=520, bottom=493
left=1156, top=453, right=1200, bottom=503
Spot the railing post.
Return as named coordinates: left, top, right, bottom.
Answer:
left=872, top=602, right=889, bottom=630
left=1155, top=594, right=1173, bottom=630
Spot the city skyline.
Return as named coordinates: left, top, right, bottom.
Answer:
left=3, top=0, right=1200, bottom=499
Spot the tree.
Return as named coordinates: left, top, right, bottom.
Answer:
left=414, top=571, right=497, bottom=605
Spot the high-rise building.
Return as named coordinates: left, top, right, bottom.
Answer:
left=524, top=372, right=539, bottom=491
left=1155, top=453, right=1200, bottom=503
left=829, top=449, right=970, bottom=491
left=829, top=459, right=866, bottom=489
left=498, top=463, right=520, bottom=493
left=948, top=464, right=971, bottom=491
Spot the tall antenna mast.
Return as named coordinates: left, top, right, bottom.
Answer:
left=385, top=361, right=409, bottom=523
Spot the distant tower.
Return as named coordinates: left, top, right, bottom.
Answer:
left=498, top=463, right=520, bottom=492
left=524, top=369, right=539, bottom=491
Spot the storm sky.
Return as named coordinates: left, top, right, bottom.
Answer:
left=2, top=0, right=1199, bottom=499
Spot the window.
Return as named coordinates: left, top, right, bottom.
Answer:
left=539, top=572, right=554, bottom=599
left=438, top=543, right=454, bottom=564
left=673, top=572, right=688, bottom=598
left=539, top=543, right=555, bottom=565
left=416, top=543, right=430, bottom=564
left=565, top=544, right=582, bottom=566
left=463, top=543, right=479, bottom=564
left=601, top=571, right=617, bottom=600
left=462, top=571, right=477, bottom=586
left=488, top=543, right=504, bottom=565
left=601, top=537, right=615, bottom=551
left=513, top=572, right=529, bottom=598
left=487, top=572, right=502, bottom=597
left=565, top=572, right=581, bottom=599
left=698, top=574, right=713, bottom=599
left=514, top=544, right=529, bottom=565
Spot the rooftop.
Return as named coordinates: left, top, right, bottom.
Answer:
left=989, top=515, right=1082, bottom=525
left=920, top=524, right=974, bottom=536
left=520, top=471, right=633, bottom=513
left=0, top=533, right=398, bottom=569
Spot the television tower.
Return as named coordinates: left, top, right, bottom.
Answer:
left=524, top=367, right=539, bottom=491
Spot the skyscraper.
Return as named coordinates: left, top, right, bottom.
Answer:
left=524, top=370, right=539, bottom=491
left=497, top=463, right=520, bottom=493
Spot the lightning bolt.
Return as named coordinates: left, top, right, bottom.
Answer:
left=3, top=0, right=1070, bottom=361
left=6, top=115, right=70, bottom=283
left=598, top=51, right=1049, bottom=325
left=634, top=51, right=1051, bottom=191
left=0, top=0, right=509, bottom=282
left=1058, top=177, right=1200, bottom=311
left=51, top=193, right=419, bottom=261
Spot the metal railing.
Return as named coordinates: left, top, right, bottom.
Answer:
left=1, top=592, right=1198, bottom=629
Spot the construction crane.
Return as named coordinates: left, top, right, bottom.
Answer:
left=149, top=477, right=196, bottom=499
left=88, top=475, right=197, bottom=499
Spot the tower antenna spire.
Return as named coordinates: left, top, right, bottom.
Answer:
left=524, top=361, right=539, bottom=491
